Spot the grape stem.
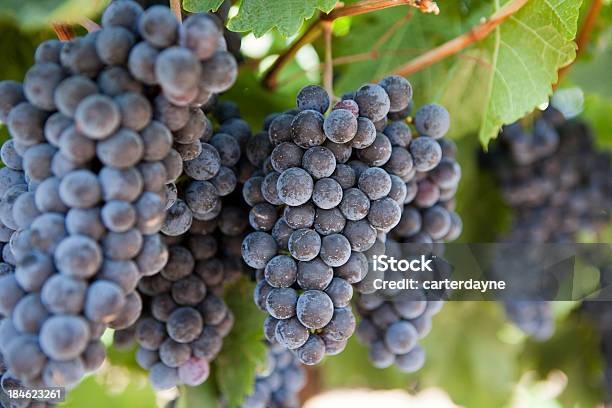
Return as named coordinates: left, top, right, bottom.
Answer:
left=170, top=0, right=182, bottom=22
left=322, top=20, right=335, bottom=101
left=262, top=0, right=438, bottom=90
left=52, top=23, right=75, bottom=41
left=555, top=0, right=603, bottom=89
left=79, top=17, right=101, bottom=32
left=389, top=0, right=528, bottom=78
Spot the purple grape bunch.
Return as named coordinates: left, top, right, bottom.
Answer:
left=0, top=0, right=239, bottom=395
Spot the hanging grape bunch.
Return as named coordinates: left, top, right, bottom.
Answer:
left=483, top=109, right=612, bottom=339
left=353, top=100, right=461, bottom=372
left=241, top=76, right=452, bottom=365
left=113, top=100, right=251, bottom=390
left=0, top=0, right=239, bottom=393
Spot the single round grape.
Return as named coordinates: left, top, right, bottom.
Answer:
left=383, top=121, right=412, bottom=147
left=12, top=293, right=48, bottom=334
left=296, top=257, right=332, bottom=290
left=15, top=251, right=53, bottom=292
left=5, top=336, right=46, bottom=381
left=329, top=165, right=355, bottom=191
left=276, top=168, right=313, bottom=207
left=358, top=167, right=392, bottom=200
left=176, top=141, right=205, bottom=163
left=395, top=345, right=426, bottom=373
left=102, top=0, right=143, bottom=30
left=102, top=228, right=143, bottom=260
left=357, top=132, right=392, bottom=166
left=97, top=128, right=144, bottom=168
left=430, top=157, right=461, bottom=189
left=136, top=347, right=159, bottom=370
left=58, top=125, right=96, bottom=165
left=444, top=211, right=462, bottom=241
left=200, top=51, right=238, bottom=93
left=323, top=140, right=351, bottom=165
left=95, top=26, right=135, bottom=65
left=210, top=133, right=241, bottom=167
left=296, top=290, right=334, bottom=330
left=319, top=233, right=351, bottom=267
left=167, top=307, right=204, bottom=344
left=384, top=321, right=418, bottom=354
left=282, top=203, right=314, bottom=229
left=30, top=212, right=67, bottom=253
left=101, top=200, right=136, bottom=233
left=159, top=338, right=192, bottom=368
left=385, top=146, right=413, bottom=178
left=272, top=217, right=294, bottom=250
left=162, top=149, right=184, bottom=183
left=323, top=109, right=358, bottom=144
left=290, top=110, right=326, bottom=148
left=8, top=102, right=46, bottom=147
left=414, top=104, right=450, bottom=139
left=180, top=13, right=221, bottom=59
left=98, top=66, right=143, bottom=96
left=395, top=206, right=421, bottom=237
left=136, top=317, right=167, bottom=350
left=149, top=363, right=179, bottom=390
left=161, top=246, right=195, bottom=282
left=414, top=179, right=440, bottom=208
left=109, top=291, right=142, bottom=330
left=128, top=41, right=159, bottom=85
left=404, top=179, right=418, bottom=203
left=275, top=317, right=309, bottom=350
left=183, top=144, right=221, bottom=181
left=0, top=274, right=24, bottom=316
left=155, top=47, right=201, bottom=96
left=59, top=169, right=101, bottom=208
left=270, top=142, right=303, bottom=173
left=154, top=95, right=189, bottom=131
left=115, top=92, right=152, bottom=131
left=40, top=315, right=90, bottom=361
left=82, top=340, right=106, bottom=372
left=138, top=161, right=167, bottom=192
left=242, top=231, right=278, bottom=269
left=368, top=197, right=402, bottom=231
left=172, top=275, right=207, bottom=306
left=24, top=63, right=65, bottom=111
left=369, top=340, right=395, bottom=368
left=296, top=85, right=329, bottom=113
left=301, top=146, right=336, bottom=179
left=313, top=207, right=346, bottom=236
left=332, top=99, right=359, bottom=117
left=198, top=294, right=228, bottom=326
left=0, top=80, right=24, bottom=123
left=84, top=280, right=126, bottom=324
left=99, top=170, right=139, bottom=205
left=422, top=205, right=452, bottom=239
left=161, top=199, right=193, bottom=236
left=409, top=136, right=442, bottom=172
left=312, top=178, right=343, bottom=210
left=392, top=294, right=427, bottom=320
left=379, top=76, right=412, bottom=112
left=245, top=132, right=272, bottom=169
left=373, top=117, right=388, bottom=131
left=249, top=203, right=277, bottom=232
left=75, top=94, right=121, bottom=140
left=325, top=278, right=353, bottom=308
left=54, top=235, right=102, bottom=278
left=12, top=191, right=40, bottom=230
left=343, top=220, right=377, bottom=252
left=191, top=326, right=223, bottom=360
left=354, top=84, right=390, bottom=122
left=1, top=140, right=23, bottom=171
left=288, top=228, right=321, bottom=262
left=22, top=144, right=55, bottom=183
left=35, top=39, right=63, bottom=64
left=264, top=255, right=297, bottom=288
left=139, top=5, right=178, bottom=47
left=265, top=287, right=298, bottom=319
left=268, top=113, right=294, bottom=145
left=322, top=307, right=356, bottom=341
left=339, top=188, right=370, bottom=221
left=178, top=356, right=210, bottom=387
left=98, top=259, right=140, bottom=294
left=136, top=234, right=169, bottom=277
left=388, top=174, right=408, bottom=204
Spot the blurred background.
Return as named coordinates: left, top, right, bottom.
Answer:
left=1, top=0, right=612, bottom=407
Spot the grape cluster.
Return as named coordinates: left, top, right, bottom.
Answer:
left=111, top=99, right=250, bottom=390
left=240, top=343, right=307, bottom=408
left=0, top=0, right=239, bottom=394
left=483, top=109, right=612, bottom=339
left=353, top=107, right=461, bottom=372
left=241, top=77, right=455, bottom=365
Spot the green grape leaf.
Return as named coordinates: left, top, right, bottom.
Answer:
left=0, top=0, right=109, bottom=29
left=182, top=0, right=225, bottom=13
left=212, top=278, right=267, bottom=408
left=331, top=1, right=579, bottom=144
left=176, top=382, right=221, bottom=408
left=476, top=0, right=581, bottom=146
left=228, top=0, right=337, bottom=37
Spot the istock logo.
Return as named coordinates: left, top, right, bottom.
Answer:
left=372, top=255, right=434, bottom=272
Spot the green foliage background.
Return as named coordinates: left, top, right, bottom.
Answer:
left=1, top=0, right=611, bottom=407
